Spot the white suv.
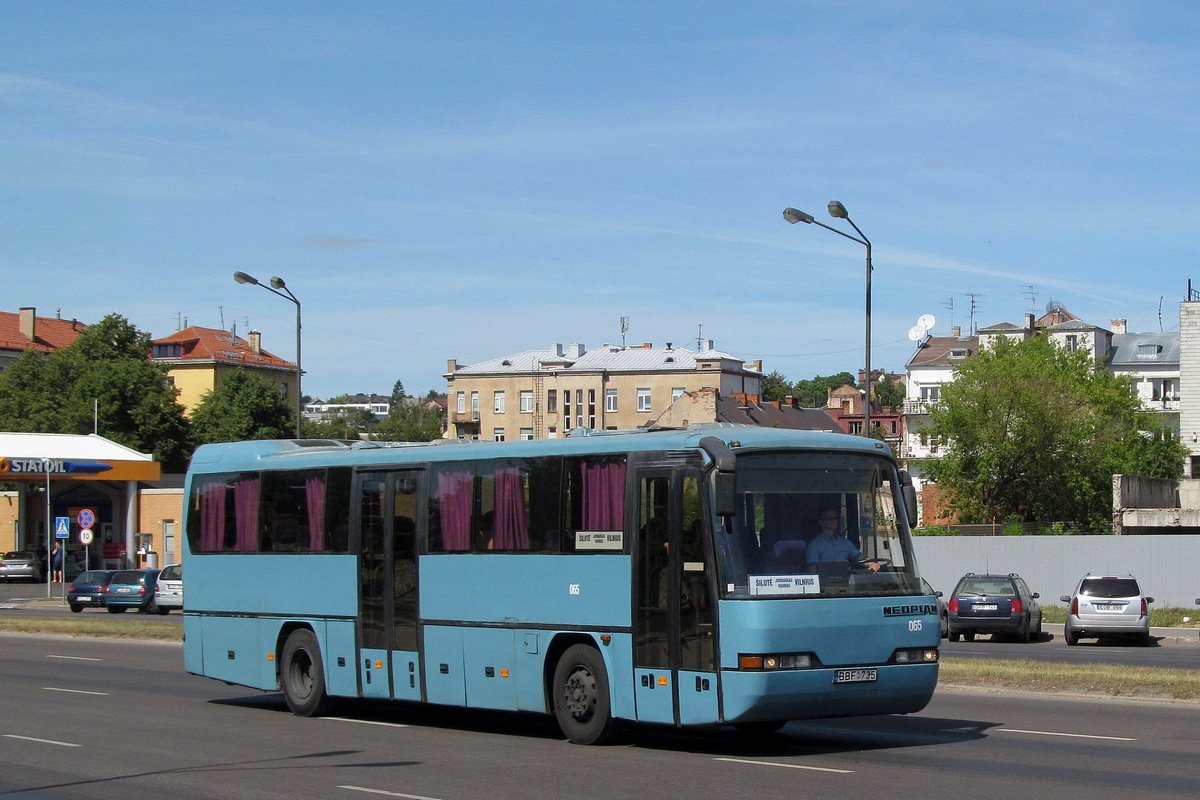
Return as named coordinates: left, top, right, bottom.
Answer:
left=1060, top=574, right=1153, bottom=646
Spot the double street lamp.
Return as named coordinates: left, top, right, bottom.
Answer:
left=783, top=202, right=874, bottom=437
left=233, top=271, right=302, bottom=438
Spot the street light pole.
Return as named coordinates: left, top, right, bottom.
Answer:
left=783, top=203, right=874, bottom=437
left=233, top=271, right=303, bottom=438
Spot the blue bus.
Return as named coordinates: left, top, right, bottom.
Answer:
left=182, top=424, right=938, bottom=744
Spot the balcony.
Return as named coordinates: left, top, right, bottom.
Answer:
left=902, top=399, right=934, bottom=415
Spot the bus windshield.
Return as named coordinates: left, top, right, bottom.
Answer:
left=713, top=451, right=920, bottom=599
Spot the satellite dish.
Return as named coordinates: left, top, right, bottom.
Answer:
left=908, top=326, right=925, bottom=342
left=917, top=313, right=936, bottom=332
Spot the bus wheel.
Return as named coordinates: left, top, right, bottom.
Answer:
left=552, top=644, right=617, bottom=745
left=280, top=629, right=335, bottom=717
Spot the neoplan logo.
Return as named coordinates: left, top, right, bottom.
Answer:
left=883, top=604, right=937, bottom=616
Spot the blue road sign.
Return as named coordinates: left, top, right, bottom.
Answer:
left=55, top=517, right=71, bottom=539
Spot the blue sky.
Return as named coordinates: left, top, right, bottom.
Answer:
left=4, top=2, right=1199, bottom=399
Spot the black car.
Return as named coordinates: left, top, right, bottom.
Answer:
left=947, top=572, right=1042, bottom=643
left=67, top=570, right=115, bottom=612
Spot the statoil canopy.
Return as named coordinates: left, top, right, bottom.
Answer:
left=0, top=432, right=160, bottom=482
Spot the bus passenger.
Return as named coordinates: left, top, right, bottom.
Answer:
left=806, top=509, right=880, bottom=572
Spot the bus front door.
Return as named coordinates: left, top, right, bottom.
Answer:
left=358, top=470, right=422, bottom=702
left=634, top=468, right=719, bottom=726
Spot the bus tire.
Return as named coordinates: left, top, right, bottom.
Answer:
left=280, top=629, right=335, bottom=717
left=552, top=644, right=617, bottom=745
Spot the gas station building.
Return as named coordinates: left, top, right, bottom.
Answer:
left=0, top=432, right=182, bottom=571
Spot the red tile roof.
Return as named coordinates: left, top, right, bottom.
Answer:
left=0, top=310, right=87, bottom=354
left=152, top=326, right=296, bottom=371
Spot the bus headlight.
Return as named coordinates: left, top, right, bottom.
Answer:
left=739, top=653, right=817, bottom=670
left=892, top=648, right=938, bottom=664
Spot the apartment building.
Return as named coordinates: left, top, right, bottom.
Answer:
left=150, top=326, right=297, bottom=414
left=0, top=307, right=87, bottom=374
left=444, top=340, right=762, bottom=440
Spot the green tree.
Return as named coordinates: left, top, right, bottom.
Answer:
left=390, top=380, right=407, bottom=404
left=760, top=370, right=791, bottom=402
left=874, top=374, right=905, bottom=410
left=792, top=372, right=857, bottom=407
left=0, top=315, right=192, bottom=470
left=190, top=368, right=294, bottom=444
left=376, top=399, right=445, bottom=442
left=924, top=335, right=1186, bottom=531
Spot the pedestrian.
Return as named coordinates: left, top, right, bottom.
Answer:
left=51, top=541, right=64, bottom=582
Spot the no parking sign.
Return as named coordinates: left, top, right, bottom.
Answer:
left=77, top=508, right=95, bottom=530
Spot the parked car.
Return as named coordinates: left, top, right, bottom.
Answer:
left=947, top=572, right=1042, bottom=642
left=153, top=563, right=183, bottom=614
left=922, top=578, right=948, bottom=639
left=1060, top=574, right=1154, bottom=646
left=67, top=570, right=115, bottom=612
left=104, top=569, right=161, bottom=613
left=0, top=551, right=44, bottom=583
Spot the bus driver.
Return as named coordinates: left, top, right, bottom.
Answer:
left=806, top=509, right=881, bottom=572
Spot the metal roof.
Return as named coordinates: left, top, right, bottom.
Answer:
left=449, top=343, right=757, bottom=376
left=1108, top=332, right=1180, bottom=367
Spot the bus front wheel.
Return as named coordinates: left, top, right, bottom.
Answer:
left=280, top=629, right=335, bottom=717
left=552, top=644, right=617, bottom=745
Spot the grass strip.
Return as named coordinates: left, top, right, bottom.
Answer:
left=939, top=656, right=1200, bottom=701
left=0, top=616, right=182, bottom=641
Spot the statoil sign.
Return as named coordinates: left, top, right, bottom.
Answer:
left=0, top=457, right=113, bottom=475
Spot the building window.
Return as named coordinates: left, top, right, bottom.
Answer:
left=456, top=392, right=466, bottom=414
left=587, top=389, right=596, bottom=429
left=520, top=427, right=534, bottom=441
left=563, top=391, right=571, bottom=426
left=494, top=391, right=506, bottom=414
left=470, top=391, right=479, bottom=418
left=605, top=388, right=618, bottom=413
left=576, top=389, right=584, bottom=428
left=671, top=387, right=685, bottom=402
left=1065, top=335, right=1078, bottom=352
left=493, top=428, right=506, bottom=442
left=547, top=389, right=558, bottom=414
left=848, top=421, right=863, bottom=435
left=920, top=385, right=940, bottom=402
left=637, top=388, right=652, bottom=413
left=519, top=390, right=533, bottom=413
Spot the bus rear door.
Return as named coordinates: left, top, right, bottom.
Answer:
left=358, top=470, right=422, bottom=701
left=634, top=465, right=719, bottom=726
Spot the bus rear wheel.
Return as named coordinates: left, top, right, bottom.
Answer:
left=280, top=629, right=335, bottom=717
left=552, top=644, right=617, bottom=745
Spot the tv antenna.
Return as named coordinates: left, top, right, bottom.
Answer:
left=1022, top=285, right=1039, bottom=315
left=962, top=292, right=984, bottom=335
left=943, top=297, right=955, bottom=332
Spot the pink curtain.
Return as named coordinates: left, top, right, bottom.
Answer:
left=493, top=467, right=529, bottom=550
left=582, top=459, right=625, bottom=529
left=437, top=470, right=472, bottom=551
left=234, top=476, right=259, bottom=552
left=199, top=480, right=225, bottom=552
left=306, top=474, right=326, bottom=551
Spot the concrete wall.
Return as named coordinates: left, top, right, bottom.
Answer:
left=913, top=534, right=1200, bottom=609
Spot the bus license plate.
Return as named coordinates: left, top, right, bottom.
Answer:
left=834, top=669, right=877, bottom=684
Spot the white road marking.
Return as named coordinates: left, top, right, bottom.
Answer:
left=3, top=734, right=82, bottom=748
left=325, top=717, right=409, bottom=728
left=44, top=687, right=108, bottom=696
left=999, top=728, right=1136, bottom=741
left=339, top=786, right=442, bottom=800
left=48, top=654, right=103, bottom=662
left=715, top=756, right=854, bottom=774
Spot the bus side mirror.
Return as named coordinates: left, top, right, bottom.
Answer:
left=714, top=470, right=737, bottom=518
left=899, top=469, right=919, bottom=530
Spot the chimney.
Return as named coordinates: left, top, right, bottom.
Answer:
left=1025, top=313, right=1035, bottom=333
left=551, top=343, right=564, bottom=357
left=567, top=343, right=586, bottom=358
left=248, top=330, right=262, bottom=354
left=952, top=325, right=961, bottom=337
left=751, top=359, right=762, bottom=372
left=1111, top=318, right=1127, bottom=334
left=19, top=307, right=35, bottom=341
left=447, top=359, right=458, bottom=373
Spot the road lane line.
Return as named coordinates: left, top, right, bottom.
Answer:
left=714, top=756, right=854, bottom=774
left=44, top=687, right=109, bottom=696
left=339, top=786, right=441, bottom=800
left=4, top=734, right=82, bottom=747
left=325, top=717, right=409, bottom=728
left=48, top=654, right=103, bottom=662
left=999, top=728, right=1136, bottom=741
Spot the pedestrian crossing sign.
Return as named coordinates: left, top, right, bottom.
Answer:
left=55, top=517, right=70, bottom=539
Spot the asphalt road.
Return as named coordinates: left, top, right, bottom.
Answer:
left=1, top=634, right=1197, bottom=800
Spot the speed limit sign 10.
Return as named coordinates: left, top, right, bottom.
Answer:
left=79, top=528, right=94, bottom=546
